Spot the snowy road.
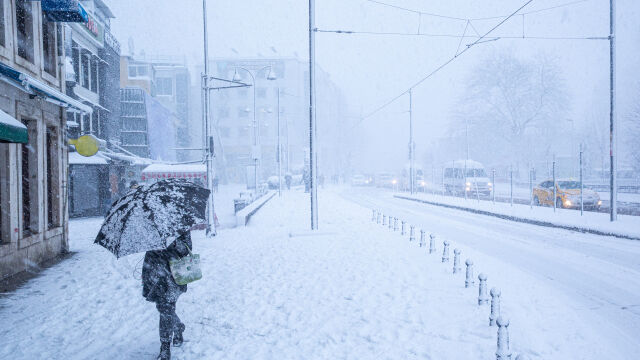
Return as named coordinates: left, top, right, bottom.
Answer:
left=340, top=186, right=640, bottom=357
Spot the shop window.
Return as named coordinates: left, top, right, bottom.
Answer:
left=90, top=58, right=98, bottom=93
left=16, top=0, right=35, bottom=63
left=42, top=14, right=57, bottom=77
left=0, top=0, right=6, bottom=48
left=155, top=77, right=172, bottom=96
left=21, top=119, right=38, bottom=237
left=46, top=126, right=60, bottom=229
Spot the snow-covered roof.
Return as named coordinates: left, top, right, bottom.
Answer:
left=447, top=160, right=485, bottom=169
left=69, top=151, right=109, bottom=165
left=142, top=163, right=206, bottom=174
left=0, top=109, right=26, bottom=130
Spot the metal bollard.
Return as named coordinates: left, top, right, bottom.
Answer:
left=478, top=273, right=489, bottom=305
left=401, top=221, right=406, bottom=235
left=453, top=249, right=461, bottom=273
left=489, top=288, right=501, bottom=326
left=372, top=209, right=377, bottom=222
left=465, top=259, right=474, bottom=288
left=393, top=217, right=398, bottom=231
left=377, top=212, right=381, bottom=224
left=496, top=316, right=512, bottom=360
left=419, top=230, right=426, bottom=247
left=442, top=240, right=450, bottom=262
left=409, top=226, right=415, bottom=242
left=429, top=234, right=436, bottom=254
left=383, top=214, right=387, bottom=226
left=389, top=216, right=393, bottom=230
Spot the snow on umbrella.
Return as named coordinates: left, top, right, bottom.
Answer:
left=95, top=179, right=210, bottom=258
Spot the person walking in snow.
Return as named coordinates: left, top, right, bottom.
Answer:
left=142, top=231, right=192, bottom=360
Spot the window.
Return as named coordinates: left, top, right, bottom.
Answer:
left=16, top=0, right=35, bottom=63
left=21, top=119, right=38, bottom=237
left=122, top=132, right=147, bottom=146
left=42, top=14, right=56, bottom=77
left=81, top=113, right=92, bottom=134
left=122, top=118, right=146, bottom=131
left=156, top=77, right=173, bottom=96
left=128, top=65, right=137, bottom=77
left=81, top=51, right=90, bottom=89
left=46, top=126, right=60, bottom=229
left=128, top=64, right=149, bottom=78
left=0, top=143, right=7, bottom=243
left=91, top=58, right=98, bottom=92
left=72, top=42, right=80, bottom=83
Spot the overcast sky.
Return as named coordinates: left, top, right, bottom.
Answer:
left=108, top=0, right=640, bottom=172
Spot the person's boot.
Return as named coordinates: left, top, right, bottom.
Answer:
left=157, top=341, right=171, bottom=360
left=173, top=323, right=185, bottom=347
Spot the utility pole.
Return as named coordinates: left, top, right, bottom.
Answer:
left=202, top=0, right=216, bottom=236
left=409, top=89, right=414, bottom=195
left=309, top=0, right=318, bottom=230
left=277, top=88, right=282, bottom=197
left=609, top=0, right=617, bottom=221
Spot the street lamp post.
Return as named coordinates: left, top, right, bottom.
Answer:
left=233, top=66, right=277, bottom=192
left=201, top=0, right=216, bottom=236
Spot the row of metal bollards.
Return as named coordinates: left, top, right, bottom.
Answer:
left=371, top=209, right=530, bottom=360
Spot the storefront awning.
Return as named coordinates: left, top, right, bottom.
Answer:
left=42, top=0, right=89, bottom=23
left=0, top=62, right=92, bottom=115
left=0, top=109, right=28, bottom=144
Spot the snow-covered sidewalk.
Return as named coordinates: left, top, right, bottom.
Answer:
left=0, top=188, right=631, bottom=359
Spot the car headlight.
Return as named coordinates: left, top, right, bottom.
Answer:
left=598, top=200, right=602, bottom=205
left=564, top=200, right=572, bottom=206
left=466, top=182, right=471, bottom=186
left=392, top=179, right=397, bottom=184
left=487, top=182, right=492, bottom=186
left=420, top=181, right=426, bottom=186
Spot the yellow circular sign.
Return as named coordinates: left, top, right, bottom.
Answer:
left=69, top=135, right=100, bottom=157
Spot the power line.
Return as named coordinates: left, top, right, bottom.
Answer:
left=366, top=0, right=467, bottom=21
left=361, top=0, right=535, bottom=122
left=316, top=28, right=608, bottom=41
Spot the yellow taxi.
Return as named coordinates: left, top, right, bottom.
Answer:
left=532, top=179, right=602, bottom=210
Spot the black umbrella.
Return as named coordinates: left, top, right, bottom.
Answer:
left=95, top=179, right=210, bottom=258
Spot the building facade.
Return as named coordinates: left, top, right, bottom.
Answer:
left=205, top=57, right=349, bottom=185
left=120, top=54, right=190, bottom=161
left=0, top=0, right=91, bottom=279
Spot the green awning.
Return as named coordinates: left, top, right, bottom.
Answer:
left=0, top=109, right=27, bottom=144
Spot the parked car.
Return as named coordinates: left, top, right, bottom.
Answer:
left=532, top=179, right=602, bottom=210
left=443, top=160, right=492, bottom=196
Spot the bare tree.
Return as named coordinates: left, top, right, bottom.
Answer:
left=449, top=51, right=568, bottom=175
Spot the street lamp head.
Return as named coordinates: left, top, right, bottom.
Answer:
left=232, top=69, right=242, bottom=82
left=266, top=66, right=277, bottom=81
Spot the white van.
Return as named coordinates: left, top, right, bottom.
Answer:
left=443, top=160, right=492, bottom=196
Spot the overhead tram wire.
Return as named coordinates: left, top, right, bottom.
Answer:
left=365, top=0, right=590, bottom=22
left=354, top=0, right=535, bottom=124
left=315, top=29, right=608, bottom=41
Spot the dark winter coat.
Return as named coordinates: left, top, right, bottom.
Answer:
left=142, top=232, right=192, bottom=303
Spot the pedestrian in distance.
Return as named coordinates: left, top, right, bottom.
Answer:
left=212, top=175, right=219, bottom=193
left=142, top=231, right=192, bottom=360
left=285, top=173, right=292, bottom=190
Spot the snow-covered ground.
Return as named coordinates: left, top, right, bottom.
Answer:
left=1, top=186, right=639, bottom=359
